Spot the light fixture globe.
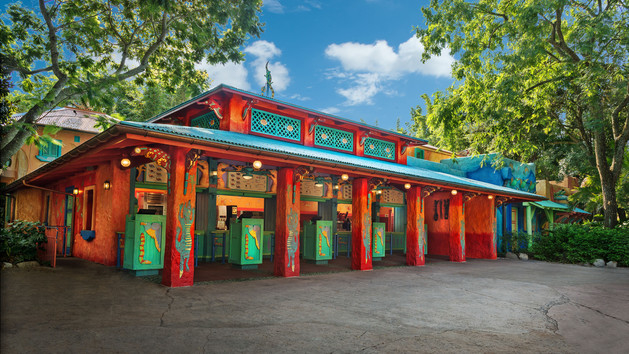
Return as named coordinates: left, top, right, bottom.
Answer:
left=451, top=189, right=458, bottom=195
left=120, top=158, right=131, bottom=167
left=404, top=183, right=411, bottom=190
left=341, top=174, right=349, bottom=181
left=253, top=160, right=262, bottom=170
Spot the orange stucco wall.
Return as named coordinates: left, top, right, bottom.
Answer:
left=425, top=192, right=451, bottom=256
left=14, top=188, right=44, bottom=222
left=1, top=128, right=96, bottom=184
left=464, top=196, right=496, bottom=259
left=45, top=161, right=130, bottom=266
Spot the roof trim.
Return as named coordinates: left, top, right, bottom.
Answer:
left=146, top=84, right=429, bottom=145
left=118, top=121, right=545, bottom=200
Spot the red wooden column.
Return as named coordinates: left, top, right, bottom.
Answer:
left=163, top=147, right=198, bottom=287
left=351, top=178, right=373, bottom=271
left=449, top=192, right=465, bottom=262
left=406, top=186, right=425, bottom=266
left=274, top=167, right=300, bottom=277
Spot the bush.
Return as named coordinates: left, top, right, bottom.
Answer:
left=531, top=223, right=629, bottom=266
left=500, top=231, right=532, bottom=254
left=0, top=220, right=47, bottom=264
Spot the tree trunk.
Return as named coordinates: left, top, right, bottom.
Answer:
left=599, top=168, right=619, bottom=228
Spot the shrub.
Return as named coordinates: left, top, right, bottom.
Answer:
left=531, top=223, right=629, bottom=266
left=0, top=220, right=47, bottom=264
left=500, top=231, right=532, bottom=254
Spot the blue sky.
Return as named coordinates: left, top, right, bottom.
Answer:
left=4, top=0, right=456, bottom=132
left=202, top=0, right=457, bottom=131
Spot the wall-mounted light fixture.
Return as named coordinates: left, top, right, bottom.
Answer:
left=103, top=181, right=111, bottom=190
left=211, top=170, right=218, bottom=176
left=333, top=184, right=340, bottom=190
left=341, top=174, right=349, bottom=181
left=242, top=172, right=253, bottom=180
left=451, top=189, right=458, bottom=195
left=314, top=177, right=325, bottom=187
left=120, top=158, right=131, bottom=168
left=404, top=183, right=411, bottom=190
left=253, top=160, right=262, bottom=170
left=72, top=188, right=79, bottom=195
left=488, top=195, right=494, bottom=200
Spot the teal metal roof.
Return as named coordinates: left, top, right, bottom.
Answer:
left=119, top=121, right=544, bottom=200
left=145, top=84, right=429, bottom=144
left=529, top=200, right=591, bottom=214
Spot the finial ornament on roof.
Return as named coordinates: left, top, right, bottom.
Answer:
left=261, top=61, right=275, bottom=98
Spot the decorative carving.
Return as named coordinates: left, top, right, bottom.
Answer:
left=421, top=185, right=439, bottom=198
left=463, top=192, right=480, bottom=203
left=196, top=160, right=210, bottom=188
left=495, top=196, right=510, bottom=206
left=261, top=61, right=275, bottom=98
left=286, top=208, right=299, bottom=271
left=185, top=149, right=201, bottom=172
left=198, top=98, right=223, bottom=119
left=176, top=200, right=194, bottom=278
left=362, top=193, right=372, bottom=262
left=131, top=146, right=171, bottom=171
left=242, top=100, right=252, bottom=121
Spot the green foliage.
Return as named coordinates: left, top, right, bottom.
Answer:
left=499, top=231, right=531, bottom=254
left=531, top=224, right=629, bottom=266
left=0, top=220, right=47, bottom=264
left=1, top=0, right=263, bottom=164
left=414, top=0, right=629, bottom=227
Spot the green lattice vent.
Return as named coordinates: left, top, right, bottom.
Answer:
left=314, top=125, right=353, bottom=152
left=364, top=137, right=395, bottom=160
left=251, top=109, right=301, bottom=141
left=191, top=112, right=220, bottom=129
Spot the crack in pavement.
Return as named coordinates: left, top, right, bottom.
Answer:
left=160, top=288, right=174, bottom=327
left=539, top=294, right=571, bottom=333
left=571, top=301, right=629, bottom=325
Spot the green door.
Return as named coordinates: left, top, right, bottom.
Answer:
left=64, top=187, right=75, bottom=255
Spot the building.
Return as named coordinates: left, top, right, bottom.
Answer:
left=1, top=85, right=545, bottom=287
left=1, top=107, right=116, bottom=185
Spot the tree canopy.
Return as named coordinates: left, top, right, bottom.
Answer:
left=414, top=0, right=629, bottom=227
left=1, top=0, right=262, bottom=165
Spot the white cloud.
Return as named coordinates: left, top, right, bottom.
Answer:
left=263, top=0, right=284, bottom=13
left=319, top=106, right=341, bottom=115
left=245, top=40, right=290, bottom=92
left=290, top=94, right=311, bottom=101
left=325, top=36, right=455, bottom=105
left=196, top=61, right=251, bottom=90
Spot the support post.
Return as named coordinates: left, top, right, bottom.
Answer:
left=351, top=178, right=372, bottom=270
left=525, top=203, right=533, bottom=248
left=449, top=192, right=465, bottom=262
left=274, top=168, right=300, bottom=277
left=406, top=186, right=425, bottom=266
left=163, top=147, right=197, bottom=287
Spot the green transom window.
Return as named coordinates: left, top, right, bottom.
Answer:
left=191, top=112, right=220, bottom=129
left=363, top=137, right=395, bottom=160
left=250, top=109, right=301, bottom=141
left=314, top=125, right=353, bottom=152
left=37, top=139, right=62, bottom=162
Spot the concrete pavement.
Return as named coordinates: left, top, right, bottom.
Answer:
left=2, top=257, right=628, bottom=353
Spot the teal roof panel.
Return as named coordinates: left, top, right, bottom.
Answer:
left=119, top=121, right=544, bottom=199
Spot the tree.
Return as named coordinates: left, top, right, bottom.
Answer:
left=1, top=0, right=262, bottom=165
left=415, top=0, right=629, bottom=228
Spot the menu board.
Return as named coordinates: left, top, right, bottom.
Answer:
left=341, top=184, right=352, bottom=200
left=381, top=188, right=404, bottom=204
left=227, top=172, right=267, bottom=192
left=144, top=162, right=167, bottom=183
left=301, top=179, right=324, bottom=197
